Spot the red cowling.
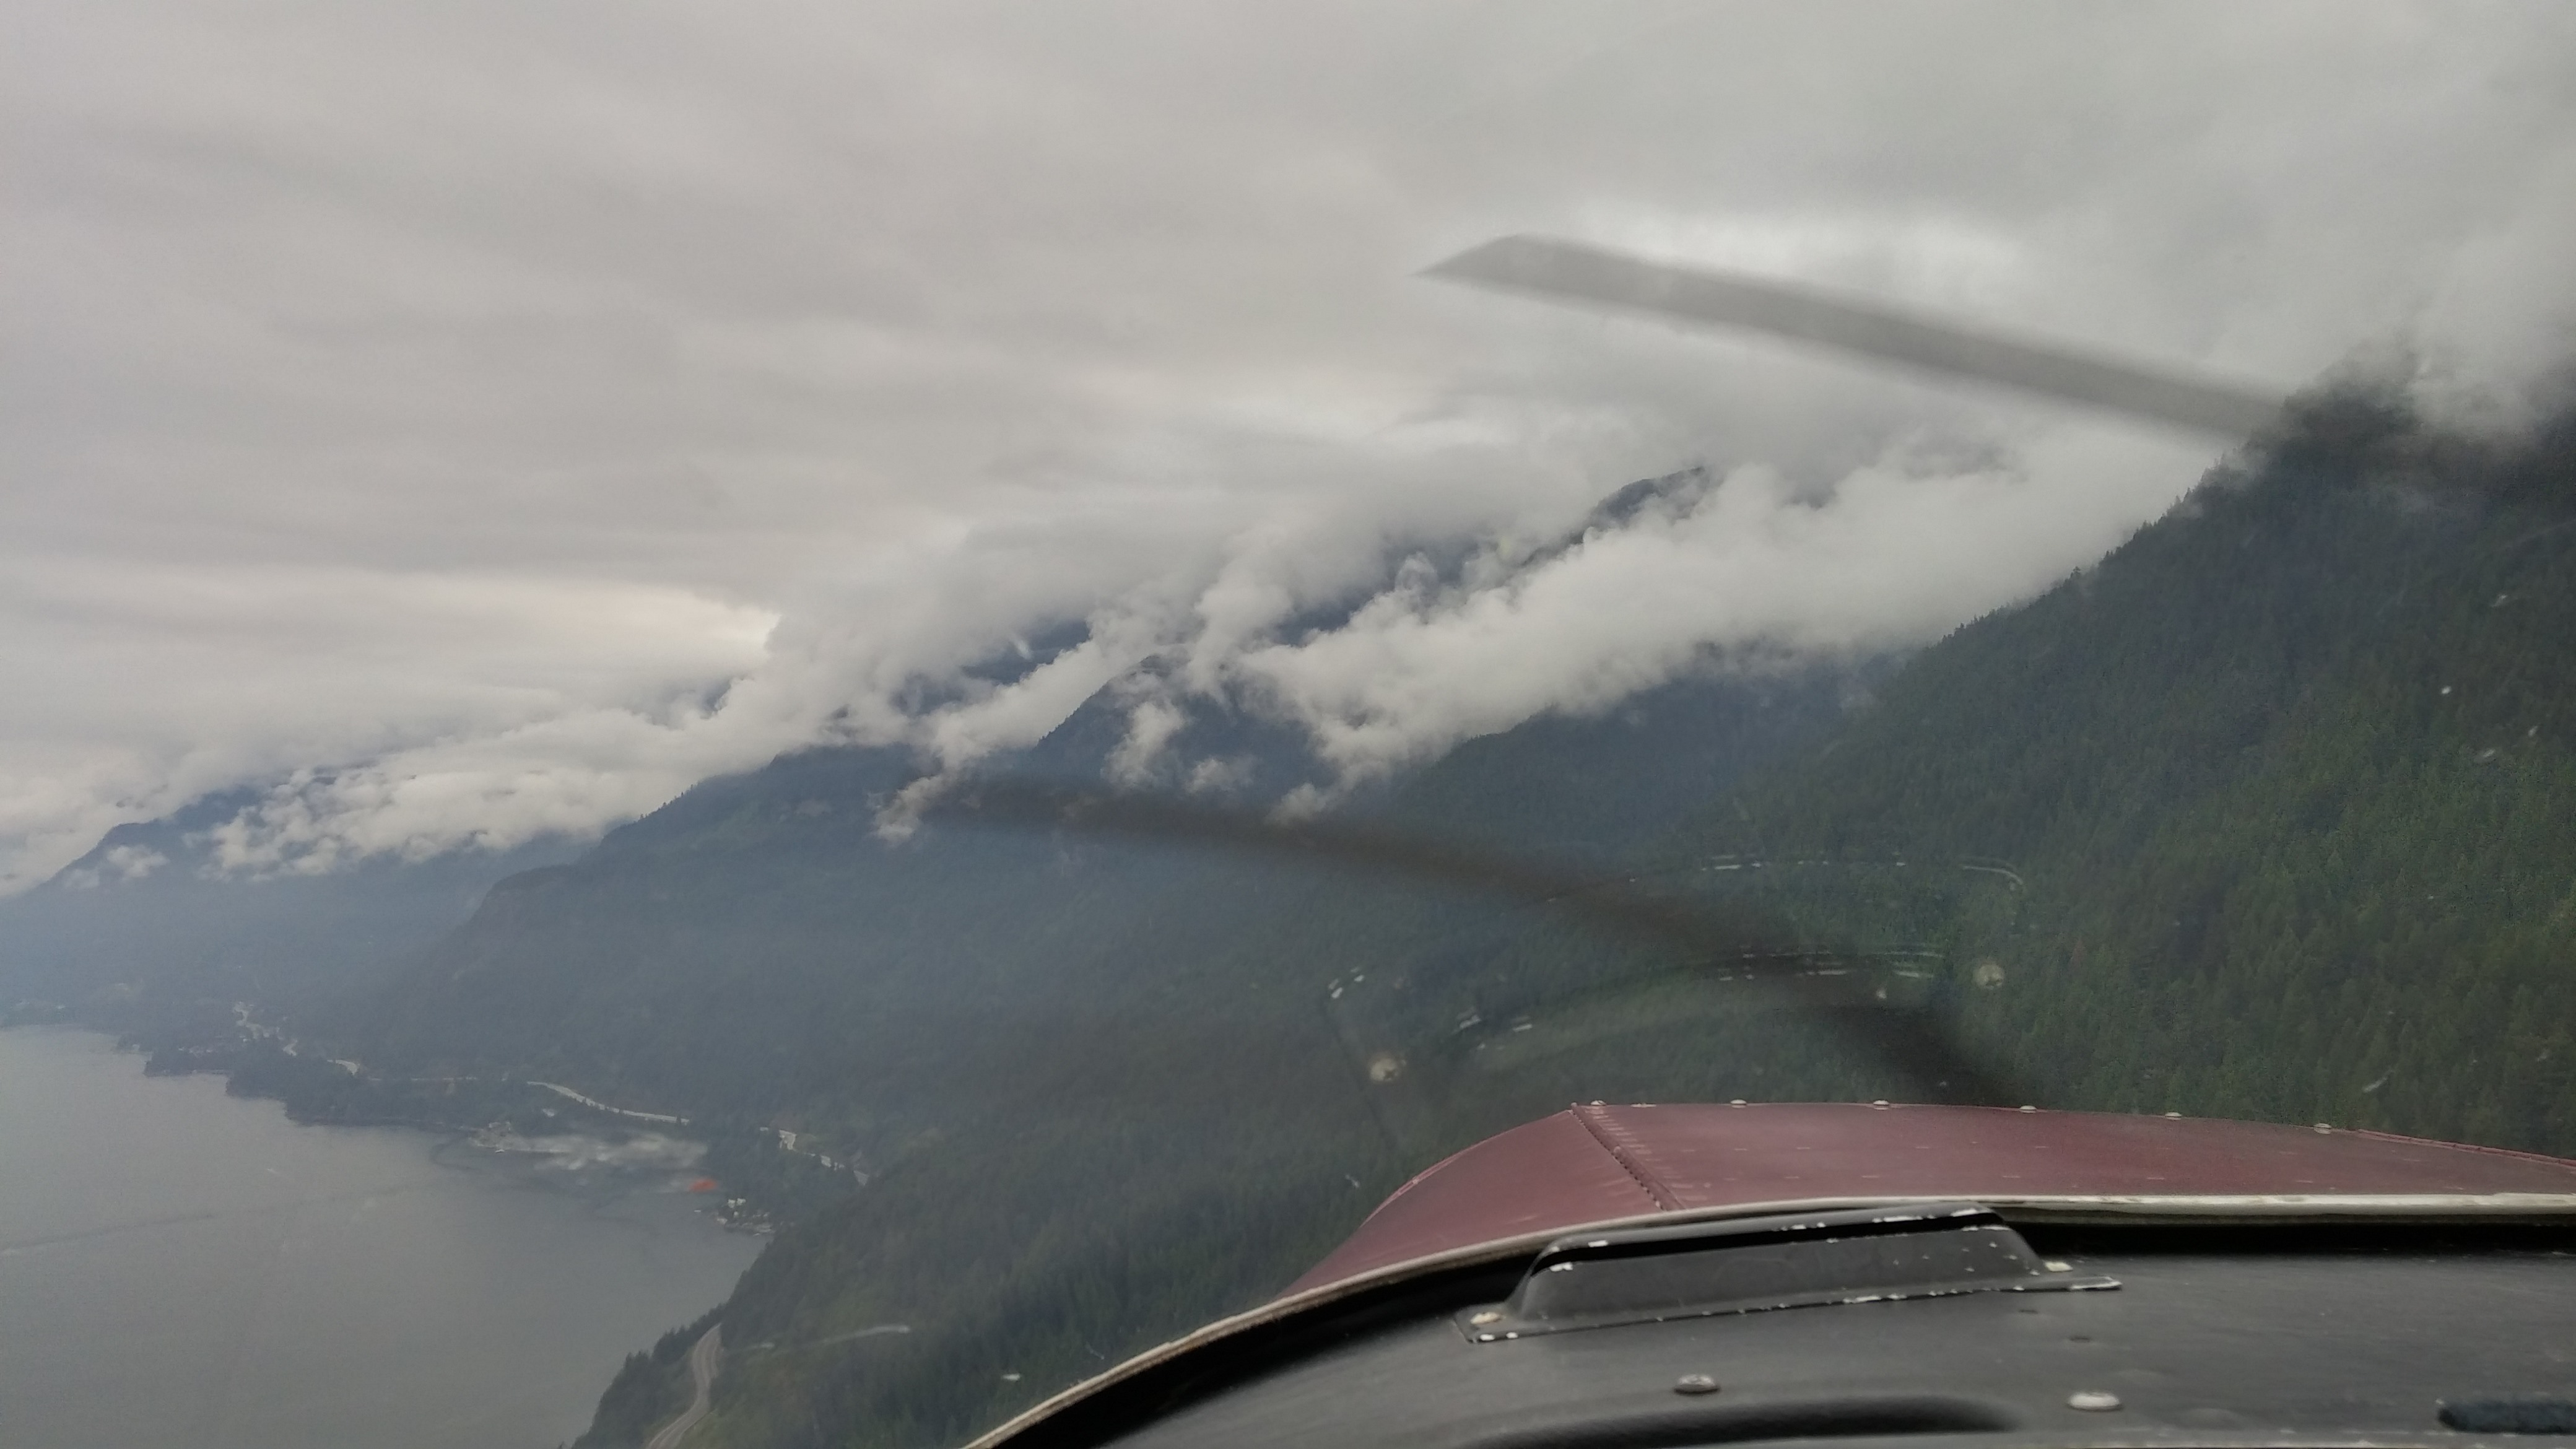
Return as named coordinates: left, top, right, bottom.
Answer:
left=1287, top=1103, right=2576, bottom=1296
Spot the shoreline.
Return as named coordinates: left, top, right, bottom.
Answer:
left=0, top=1014, right=834, bottom=1234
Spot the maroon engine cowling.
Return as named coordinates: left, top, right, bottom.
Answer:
left=1289, top=1103, right=2576, bottom=1295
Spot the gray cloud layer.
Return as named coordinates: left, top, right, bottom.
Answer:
left=7, top=1, right=2572, bottom=886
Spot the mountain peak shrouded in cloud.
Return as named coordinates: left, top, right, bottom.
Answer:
left=7, top=2, right=2574, bottom=889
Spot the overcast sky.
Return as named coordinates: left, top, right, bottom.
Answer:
left=6, top=1, right=2572, bottom=888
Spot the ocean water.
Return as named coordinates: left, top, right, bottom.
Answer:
left=0, top=1027, right=761, bottom=1449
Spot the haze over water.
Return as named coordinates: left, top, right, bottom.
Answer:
left=0, top=1027, right=760, bottom=1449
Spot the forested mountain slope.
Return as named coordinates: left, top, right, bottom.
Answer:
left=1666, top=391, right=2576, bottom=1150
left=335, top=663, right=1858, bottom=1135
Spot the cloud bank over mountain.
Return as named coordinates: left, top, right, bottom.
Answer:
left=7, top=1, right=2572, bottom=887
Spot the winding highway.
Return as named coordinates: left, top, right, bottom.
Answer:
left=645, top=1325, right=723, bottom=1449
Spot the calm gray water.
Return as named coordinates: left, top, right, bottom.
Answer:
left=0, top=1027, right=762, bottom=1449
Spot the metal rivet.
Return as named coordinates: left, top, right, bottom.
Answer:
left=1469, top=1310, right=1502, bottom=1326
left=2068, top=1391, right=2121, bottom=1411
left=1674, top=1374, right=1720, bottom=1395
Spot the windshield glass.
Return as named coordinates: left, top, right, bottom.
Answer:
left=5, top=5, right=2574, bottom=1448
